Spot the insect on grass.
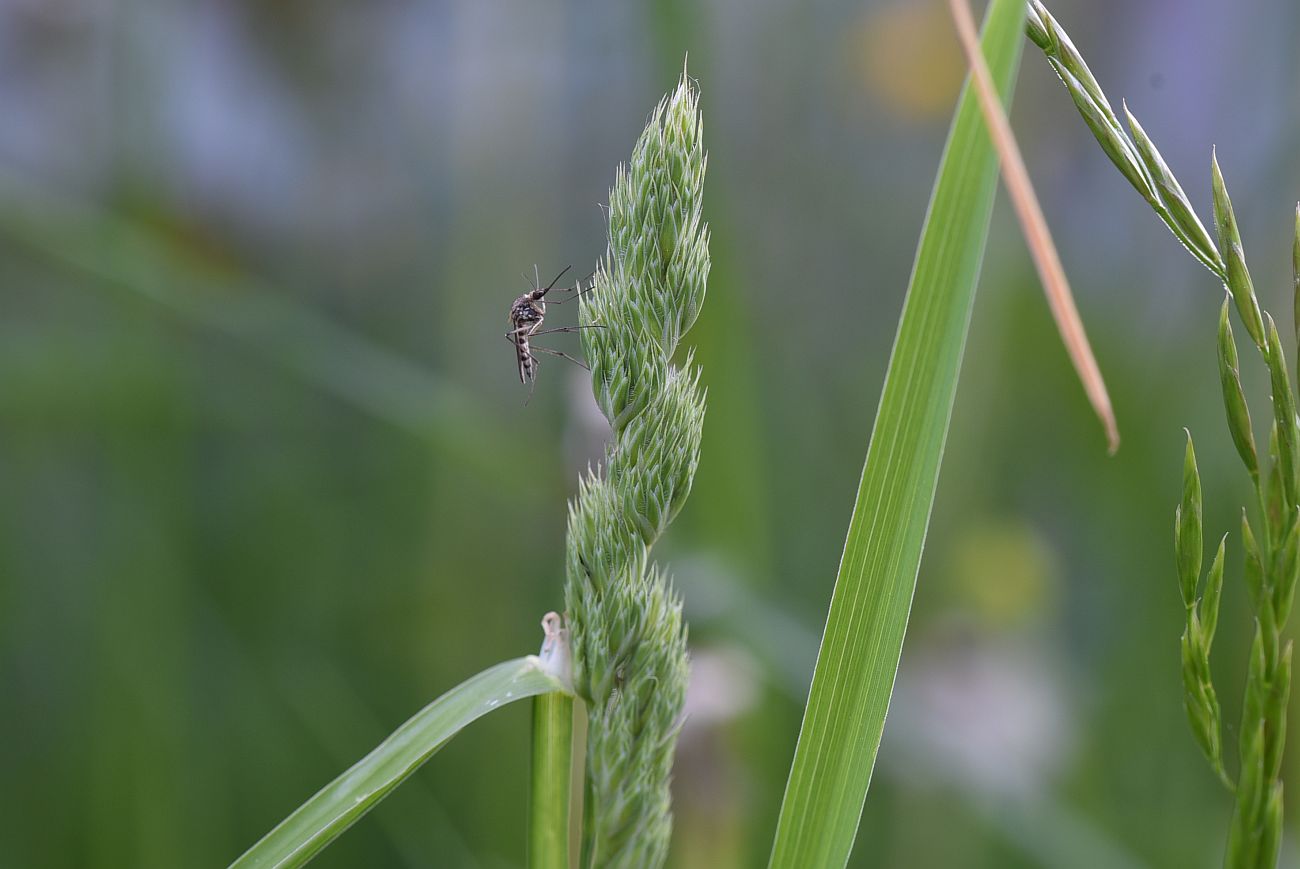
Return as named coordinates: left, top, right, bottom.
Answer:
left=505, top=265, right=600, bottom=393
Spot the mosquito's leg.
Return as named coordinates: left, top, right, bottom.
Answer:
left=531, top=345, right=590, bottom=371
left=545, top=285, right=595, bottom=305
left=529, top=324, right=607, bottom=336
left=547, top=272, right=598, bottom=304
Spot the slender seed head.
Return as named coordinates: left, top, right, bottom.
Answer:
left=1211, top=151, right=1266, bottom=350
left=1176, top=431, right=1203, bottom=607
left=1124, top=104, right=1220, bottom=269
left=1025, top=0, right=1049, bottom=48
left=1265, top=316, right=1299, bottom=508
left=1056, top=71, right=1157, bottom=208
left=1243, top=512, right=1266, bottom=618
left=1264, top=644, right=1292, bottom=779
left=1180, top=619, right=1225, bottom=780
left=1200, top=535, right=1227, bottom=648
left=1259, top=781, right=1285, bottom=867
left=1217, top=298, right=1258, bottom=477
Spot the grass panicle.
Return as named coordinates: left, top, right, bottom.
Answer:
left=1028, top=4, right=1296, bottom=864
left=562, top=69, right=708, bottom=869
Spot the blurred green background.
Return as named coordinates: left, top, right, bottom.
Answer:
left=3, top=1, right=1300, bottom=866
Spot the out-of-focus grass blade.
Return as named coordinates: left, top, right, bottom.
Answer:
left=230, top=658, right=566, bottom=869
left=767, top=0, right=1026, bottom=866
left=0, top=185, right=549, bottom=492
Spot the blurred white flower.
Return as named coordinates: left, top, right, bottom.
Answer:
left=681, top=644, right=761, bottom=729
left=885, top=623, right=1074, bottom=798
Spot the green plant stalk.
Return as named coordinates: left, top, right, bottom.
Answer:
left=1027, top=4, right=1298, bottom=865
left=529, top=692, right=575, bottom=869
left=766, top=1, right=1025, bottom=865
left=230, top=657, right=567, bottom=869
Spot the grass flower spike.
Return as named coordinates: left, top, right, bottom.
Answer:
left=563, top=69, right=708, bottom=868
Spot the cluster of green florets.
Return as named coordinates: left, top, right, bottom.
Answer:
left=562, top=71, right=708, bottom=868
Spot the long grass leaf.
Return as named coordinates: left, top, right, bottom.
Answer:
left=231, top=658, right=565, bottom=869
left=767, top=0, right=1026, bottom=865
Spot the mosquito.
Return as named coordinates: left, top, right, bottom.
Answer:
left=505, top=265, right=600, bottom=391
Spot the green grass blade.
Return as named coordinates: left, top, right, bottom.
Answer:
left=0, top=184, right=544, bottom=492
left=767, top=1, right=1026, bottom=866
left=528, top=692, right=575, bottom=869
left=230, top=658, right=566, bottom=869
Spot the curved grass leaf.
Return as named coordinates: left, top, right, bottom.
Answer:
left=231, top=658, right=566, bottom=869
left=767, top=0, right=1026, bottom=865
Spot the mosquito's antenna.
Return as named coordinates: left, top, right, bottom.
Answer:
left=535, top=265, right=572, bottom=299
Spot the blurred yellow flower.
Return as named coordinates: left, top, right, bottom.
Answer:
left=946, top=519, right=1060, bottom=629
left=849, top=1, right=966, bottom=121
